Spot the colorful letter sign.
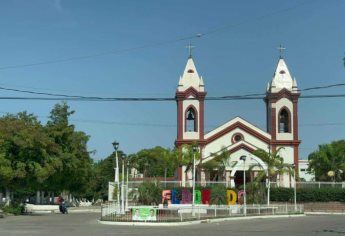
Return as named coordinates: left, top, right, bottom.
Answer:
left=162, top=190, right=171, bottom=204
left=227, top=190, right=237, bottom=205
left=181, top=189, right=192, bottom=204
left=162, top=188, right=240, bottom=205
left=171, top=188, right=180, bottom=204
left=201, top=189, right=211, bottom=204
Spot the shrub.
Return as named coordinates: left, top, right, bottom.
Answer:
left=270, top=187, right=345, bottom=202
left=137, top=181, right=162, bottom=205
left=210, top=185, right=227, bottom=205
left=0, top=203, right=24, bottom=215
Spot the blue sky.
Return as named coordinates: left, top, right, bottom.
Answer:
left=0, top=0, right=344, bottom=161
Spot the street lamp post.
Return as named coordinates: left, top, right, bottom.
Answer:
left=192, top=144, right=198, bottom=217
left=267, top=145, right=271, bottom=206
left=267, top=169, right=270, bottom=206
left=240, top=155, right=247, bottom=216
left=125, top=160, right=129, bottom=211
left=121, top=154, right=126, bottom=214
left=112, top=141, right=120, bottom=211
left=291, top=164, right=297, bottom=212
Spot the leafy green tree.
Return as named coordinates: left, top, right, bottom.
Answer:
left=0, top=112, right=60, bottom=203
left=131, top=146, right=179, bottom=178
left=86, top=150, right=125, bottom=200
left=45, top=102, right=93, bottom=196
left=308, top=140, right=345, bottom=181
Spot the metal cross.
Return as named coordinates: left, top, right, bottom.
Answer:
left=277, top=44, right=286, bottom=58
left=186, top=42, right=195, bottom=58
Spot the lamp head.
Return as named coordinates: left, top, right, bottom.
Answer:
left=112, top=141, right=119, bottom=151
left=192, top=145, right=198, bottom=153
left=240, top=155, right=246, bottom=161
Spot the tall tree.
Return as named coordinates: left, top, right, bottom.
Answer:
left=0, top=112, right=60, bottom=203
left=308, top=140, right=345, bottom=181
left=45, top=102, right=93, bottom=195
left=131, top=146, right=179, bottom=178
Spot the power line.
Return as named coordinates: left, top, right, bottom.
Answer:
left=0, top=34, right=201, bottom=70
left=1, top=110, right=344, bottom=129
left=0, top=93, right=345, bottom=102
left=0, top=0, right=314, bottom=70
left=1, top=83, right=345, bottom=101
left=300, top=83, right=345, bottom=92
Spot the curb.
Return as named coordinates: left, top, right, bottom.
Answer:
left=305, top=212, right=345, bottom=215
left=98, top=214, right=306, bottom=227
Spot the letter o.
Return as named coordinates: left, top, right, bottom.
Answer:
left=227, top=190, right=237, bottom=205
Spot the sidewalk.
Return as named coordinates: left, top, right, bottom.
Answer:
left=305, top=211, right=345, bottom=215
left=99, top=214, right=306, bottom=226
left=68, top=206, right=101, bottom=213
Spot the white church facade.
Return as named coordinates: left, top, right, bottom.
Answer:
left=175, top=54, right=301, bottom=188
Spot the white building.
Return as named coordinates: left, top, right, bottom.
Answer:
left=175, top=53, right=301, bottom=187
left=298, top=160, right=315, bottom=181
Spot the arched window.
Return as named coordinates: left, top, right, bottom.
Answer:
left=185, top=108, right=197, bottom=132
left=279, top=108, right=290, bottom=133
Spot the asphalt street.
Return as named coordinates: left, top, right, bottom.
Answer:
left=0, top=212, right=344, bottom=236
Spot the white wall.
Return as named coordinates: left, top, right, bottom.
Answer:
left=299, top=160, right=315, bottom=181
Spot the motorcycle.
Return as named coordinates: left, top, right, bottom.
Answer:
left=59, top=201, right=68, bottom=214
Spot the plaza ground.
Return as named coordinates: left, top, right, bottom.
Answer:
left=0, top=212, right=344, bottom=236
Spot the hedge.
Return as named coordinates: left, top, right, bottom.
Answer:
left=270, top=187, right=345, bottom=202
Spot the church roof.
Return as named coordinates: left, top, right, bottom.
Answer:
left=177, top=56, right=205, bottom=92
left=204, top=116, right=271, bottom=142
left=268, top=58, right=298, bottom=93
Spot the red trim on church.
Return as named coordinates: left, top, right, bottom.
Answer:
left=205, top=121, right=271, bottom=145
left=228, top=143, right=256, bottom=154
left=265, top=88, right=301, bottom=164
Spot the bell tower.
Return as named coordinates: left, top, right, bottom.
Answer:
left=265, top=49, right=301, bottom=170
left=175, top=54, right=206, bottom=148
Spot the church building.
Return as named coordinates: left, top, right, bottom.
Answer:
left=175, top=52, right=301, bottom=188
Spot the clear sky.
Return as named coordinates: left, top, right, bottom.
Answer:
left=0, top=0, right=344, bottom=161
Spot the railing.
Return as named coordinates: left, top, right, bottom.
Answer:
left=100, top=203, right=304, bottom=223
left=125, top=181, right=345, bottom=189
left=270, top=181, right=345, bottom=189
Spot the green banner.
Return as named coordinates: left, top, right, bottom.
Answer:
left=132, top=208, right=157, bottom=221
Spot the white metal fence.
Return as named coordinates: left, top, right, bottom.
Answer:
left=270, top=181, right=345, bottom=189
left=126, top=181, right=345, bottom=189
left=100, top=203, right=304, bottom=222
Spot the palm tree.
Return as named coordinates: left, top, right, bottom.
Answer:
left=179, top=143, right=201, bottom=173
left=251, top=147, right=294, bottom=205
left=201, top=147, right=230, bottom=182
left=252, top=147, right=293, bottom=183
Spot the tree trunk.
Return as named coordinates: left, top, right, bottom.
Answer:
left=5, top=188, right=11, bottom=206
left=36, top=190, right=40, bottom=205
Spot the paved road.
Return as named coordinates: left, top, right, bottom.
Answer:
left=0, top=213, right=344, bottom=236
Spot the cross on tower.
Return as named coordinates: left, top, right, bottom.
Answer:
left=186, top=42, right=195, bottom=58
left=277, top=44, right=286, bottom=59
